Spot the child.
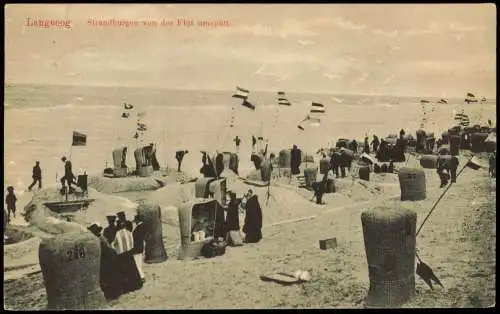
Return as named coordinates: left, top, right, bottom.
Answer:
left=5, top=186, right=17, bottom=222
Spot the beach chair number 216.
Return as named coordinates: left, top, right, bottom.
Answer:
left=66, top=244, right=86, bottom=261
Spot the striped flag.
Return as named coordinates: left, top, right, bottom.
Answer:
left=72, top=131, right=87, bottom=146
left=437, top=98, right=448, bottom=104
left=232, top=86, right=250, bottom=99
left=277, top=91, right=291, bottom=106
left=466, top=156, right=482, bottom=170
left=465, top=92, right=478, bottom=104
left=310, top=102, right=325, bottom=114
left=454, top=111, right=470, bottom=127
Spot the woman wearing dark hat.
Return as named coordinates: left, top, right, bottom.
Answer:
left=103, top=215, right=118, bottom=244
left=88, top=222, right=121, bottom=300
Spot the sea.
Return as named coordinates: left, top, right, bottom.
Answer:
left=4, top=84, right=496, bottom=193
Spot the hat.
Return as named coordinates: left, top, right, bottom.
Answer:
left=133, top=213, right=144, bottom=223
left=116, top=211, right=126, bottom=218
left=106, top=215, right=116, bottom=222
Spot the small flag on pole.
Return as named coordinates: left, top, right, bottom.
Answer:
left=310, top=102, right=325, bottom=114
left=297, top=125, right=304, bottom=131
left=241, top=99, right=256, bottom=110
left=466, top=156, right=482, bottom=170
left=465, top=92, right=478, bottom=104
left=232, top=86, right=250, bottom=99
left=277, top=91, right=291, bottom=106
left=420, top=99, right=431, bottom=104
left=72, top=131, right=87, bottom=146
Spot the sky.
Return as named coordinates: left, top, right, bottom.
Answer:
left=4, top=3, right=497, bottom=98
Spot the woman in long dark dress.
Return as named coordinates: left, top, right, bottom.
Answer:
left=224, top=192, right=242, bottom=246
left=88, top=223, right=121, bottom=300
left=242, top=192, right=263, bottom=243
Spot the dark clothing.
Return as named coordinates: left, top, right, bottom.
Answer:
left=131, top=222, right=147, bottom=255
left=224, top=200, right=240, bottom=233
left=117, top=220, right=134, bottom=232
left=61, top=160, right=75, bottom=188
left=5, top=193, right=17, bottom=220
left=312, top=172, right=328, bottom=204
left=103, top=225, right=118, bottom=244
left=330, top=152, right=341, bottom=178
left=175, top=151, right=186, bottom=172
left=290, top=148, right=302, bottom=175
left=214, top=203, right=226, bottom=239
left=29, top=165, right=42, bottom=190
left=436, top=156, right=458, bottom=187
left=252, top=136, right=257, bottom=148
left=351, top=141, right=358, bottom=154
left=243, top=195, right=263, bottom=243
left=116, top=251, right=143, bottom=294
left=143, top=146, right=153, bottom=166
left=363, top=138, right=370, bottom=154
left=215, top=154, right=224, bottom=177
left=151, top=149, right=160, bottom=171
left=234, top=137, right=241, bottom=147
left=371, top=136, right=380, bottom=153
left=98, top=236, right=121, bottom=300
left=400, top=129, right=405, bottom=138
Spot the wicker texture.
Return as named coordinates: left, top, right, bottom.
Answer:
left=470, top=132, right=488, bottom=153
left=137, top=204, right=168, bottom=264
left=278, top=149, right=292, bottom=168
left=260, top=160, right=272, bottom=182
left=319, top=158, right=331, bottom=175
left=398, top=167, right=426, bottom=201
left=419, top=155, right=438, bottom=169
left=361, top=207, right=417, bottom=307
left=303, top=168, right=318, bottom=188
left=39, top=230, right=105, bottom=310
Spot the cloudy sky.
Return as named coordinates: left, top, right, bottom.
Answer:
left=5, top=4, right=496, bottom=97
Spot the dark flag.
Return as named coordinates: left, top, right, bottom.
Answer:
left=310, top=102, right=325, bottom=114
left=121, top=112, right=130, bottom=118
left=242, top=99, right=255, bottom=110
left=277, top=91, right=285, bottom=96
left=466, top=156, right=482, bottom=170
left=297, top=125, right=304, bottom=131
left=123, top=103, right=134, bottom=110
left=232, top=86, right=250, bottom=99
left=420, top=99, right=431, bottom=104
left=467, top=92, right=476, bottom=98
left=437, top=99, right=447, bottom=104
left=72, top=131, right=87, bottom=146
left=416, top=260, right=444, bottom=290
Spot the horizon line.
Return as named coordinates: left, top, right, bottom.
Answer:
left=5, top=81, right=496, bottom=100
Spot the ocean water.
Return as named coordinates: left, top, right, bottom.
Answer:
left=4, top=84, right=496, bottom=192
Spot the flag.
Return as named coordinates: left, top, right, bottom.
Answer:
left=481, top=97, right=487, bottom=102
left=241, top=99, right=255, bottom=110
left=277, top=91, right=285, bottom=96
left=297, top=125, right=304, bottom=131
left=123, top=103, right=134, bottom=110
left=299, top=115, right=310, bottom=123
left=420, top=99, right=431, bottom=104
left=72, top=131, right=87, bottom=146
left=232, top=86, right=250, bottom=99
left=416, top=260, right=443, bottom=290
left=278, top=98, right=291, bottom=106
left=437, top=99, right=448, bottom=104
left=467, top=92, right=476, bottom=98
left=466, top=156, right=482, bottom=170
left=454, top=112, right=470, bottom=127
left=465, top=92, right=478, bottom=104
left=310, top=102, right=325, bottom=114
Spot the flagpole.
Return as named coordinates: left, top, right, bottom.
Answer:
left=416, top=155, right=474, bottom=236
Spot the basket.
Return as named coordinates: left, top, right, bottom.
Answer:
left=137, top=203, right=168, bottom=264
left=419, top=155, right=438, bottom=169
left=361, top=206, right=417, bottom=307
left=39, top=231, right=105, bottom=310
left=398, top=167, right=426, bottom=201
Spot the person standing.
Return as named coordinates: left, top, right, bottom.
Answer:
left=252, top=135, right=257, bottom=152
left=363, top=136, right=371, bottom=154
left=224, top=192, right=242, bottom=246
left=28, top=161, right=42, bottom=191
left=103, top=215, right=118, bottom=244
left=399, top=128, right=406, bottom=139
left=290, top=144, right=302, bottom=176
left=175, top=150, right=189, bottom=172
left=112, top=211, right=142, bottom=293
left=330, top=150, right=341, bottom=178
left=60, top=156, right=75, bottom=191
left=234, top=136, right=241, bottom=153
left=371, top=135, right=380, bottom=154
left=131, top=213, right=147, bottom=283
left=436, top=156, right=451, bottom=188
left=242, top=190, right=263, bottom=243
left=5, top=186, right=17, bottom=222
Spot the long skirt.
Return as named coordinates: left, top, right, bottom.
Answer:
left=117, top=251, right=143, bottom=294
left=133, top=253, right=145, bottom=279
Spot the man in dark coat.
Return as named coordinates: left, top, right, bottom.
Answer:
left=330, top=150, right=341, bottom=178
left=252, top=135, right=257, bottom=152
left=224, top=192, right=242, bottom=246
left=60, top=156, right=75, bottom=191
left=371, top=135, right=380, bottom=154
left=132, top=214, right=147, bottom=282
left=242, top=191, right=263, bottom=243
left=311, top=171, right=328, bottom=204
left=436, top=156, right=452, bottom=188
left=290, top=145, right=302, bottom=175
left=175, top=150, right=189, bottom=172
left=28, top=161, right=42, bottom=191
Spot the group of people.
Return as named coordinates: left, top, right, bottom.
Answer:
left=222, top=189, right=263, bottom=245
left=86, top=211, right=147, bottom=301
